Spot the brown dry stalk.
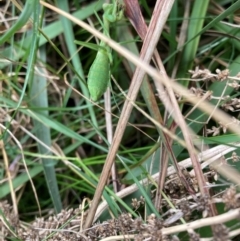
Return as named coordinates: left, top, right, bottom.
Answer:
left=39, top=1, right=240, bottom=231
left=124, top=0, right=208, bottom=212
left=124, top=0, right=148, bottom=40
left=84, top=0, right=175, bottom=229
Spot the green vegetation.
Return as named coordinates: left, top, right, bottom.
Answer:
left=1, top=0, right=240, bottom=240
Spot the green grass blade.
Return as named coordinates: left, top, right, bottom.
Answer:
left=0, top=0, right=34, bottom=44
left=0, top=1, right=104, bottom=69
left=0, top=165, right=43, bottom=199
left=177, top=0, right=210, bottom=82
left=28, top=2, right=62, bottom=212
left=56, top=0, right=99, bottom=129
left=120, top=156, right=160, bottom=218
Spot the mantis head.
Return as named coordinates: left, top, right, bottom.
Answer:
left=103, top=2, right=124, bottom=23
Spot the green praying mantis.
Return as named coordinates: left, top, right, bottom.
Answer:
left=77, top=1, right=123, bottom=101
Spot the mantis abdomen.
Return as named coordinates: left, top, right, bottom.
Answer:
left=88, top=48, right=110, bottom=101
